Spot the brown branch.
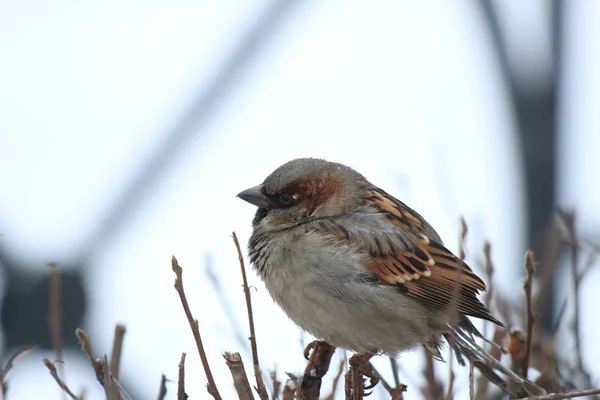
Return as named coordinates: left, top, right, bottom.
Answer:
left=391, top=385, right=408, bottom=400
left=422, top=354, right=444, bottom=400
left=469, top=361, right=475, bottom=400
left=369, top=363, right=395, bottom=395
left=224, top=352, right=255, bottom=400
left=43, top=359, right=82, bottom=400
left=178, top=353, right=188, bottom=400
left=522, top=251, right=536, bottom=378
left=269, top=370, right=282, bottom=400
left=298, top=341, right=336, bottom=400
left=508, top=329, right=527, bottom=395
left=75, top=328, right=132, bottom=400
left=389, top=357, right=401, bottom=388
left=48, top=264, right=65, bottom=383
left=171, top=256, right=222, bottom=400
left=282, top=376, right=297, bottom=400
left=232, top=232, right=269, bottom=400
left=518, top=387, right=600, bottom=400
left=76, top=328, right=109, bottom=388
left=157, top=374, right=167, bottom=400
left=323, top=356, right=346, bottom=400
left=109, top=324, right=127, bottom=400
left=558, top=211, right=594, bottom=389
left=1, top=345, right=35, bottom=397
left=459, top=216, right=468, bottom=260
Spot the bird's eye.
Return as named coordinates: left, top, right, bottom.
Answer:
left=279, top=193, right=293, bottom=204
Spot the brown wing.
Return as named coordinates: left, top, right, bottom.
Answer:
left=361, top=185, right=503, bottom=326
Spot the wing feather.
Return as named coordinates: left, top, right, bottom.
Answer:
left=341, top=185, right=503, bottom=326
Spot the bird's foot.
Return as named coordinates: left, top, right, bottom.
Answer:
left=345, top=352, right=380, bottom=397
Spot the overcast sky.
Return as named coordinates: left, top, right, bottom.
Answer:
left=1, top=1, right=599, bottom=399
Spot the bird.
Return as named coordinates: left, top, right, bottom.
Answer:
left=237, top=158, right=545, bottom=397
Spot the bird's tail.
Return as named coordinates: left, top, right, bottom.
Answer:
left=448, top=327, right=546, bottom=397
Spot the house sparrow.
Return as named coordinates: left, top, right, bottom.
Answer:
left=238, top=158, right=544, bottom=396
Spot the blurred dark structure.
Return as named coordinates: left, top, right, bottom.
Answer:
left=479, top=0, right=563, bottom=332
left=0, top=0, right=569, bottom=391
left=0, top=0, right=302, bottom=396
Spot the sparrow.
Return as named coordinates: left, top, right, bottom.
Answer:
left=237, top=158, right=544, bottom=396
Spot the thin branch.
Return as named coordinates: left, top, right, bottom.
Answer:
left=232, top=232, right=269, bottom=400
left=178, top=353, right=188, bottom=400
left=323, top=357, right=346, bottom=400
left=75, top=328, right=109, bottom=388
left=109, top=324, right=126, bottom=400
left=224, top=352, right=255, bottom=400
left=43, top=359, right=82, bottom=400
left=75, top=328, right=131, bottom=400
left=519, top=387, right=600, bottom=400
left=171, top=256, right=222, bottom=400
left=523, top=251, right=536, bottom=378
left=391, top=385, right=408, bottom=400
left=282, top=375, right=297, bottom=400
left=269, top=370, right=282, bottom=400
left=469, top=361, right=475, bottom=400
left=1, top=346, right=35, bottom=399
left=1, top=345, right=35, bottom=381
left=558, top=211, right=596, bottom=391
left=459, top=216, right=468, bottom=260
left=421, top=354, right=444, bottom=400
left=369, top=363, right=395, bottom=396
left=48, top=264, right=65, bottom=383
left=389, top=357, right=401, bottom=388
left=157, top=374, right=167, bottom=400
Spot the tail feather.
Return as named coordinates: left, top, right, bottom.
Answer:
left=449, top=327, right=546, bottom=397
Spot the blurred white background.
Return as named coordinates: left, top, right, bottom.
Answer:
left=0, top=1, right=599, bottom=399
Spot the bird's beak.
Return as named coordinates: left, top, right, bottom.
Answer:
left=237, top=185, right=271, bottom=208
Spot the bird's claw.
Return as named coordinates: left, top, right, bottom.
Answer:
left=303, top=340, right=327, bottom=360
left=346, top=353, right=380, bottom=396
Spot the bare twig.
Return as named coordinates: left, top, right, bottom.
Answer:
left=369, top=363, right=395, bottom=395
left=459, top=216, right=468, bottom=260
left=441, top=221, right=468, bottom=400
left=76, top=328, right=109, bottom=388
left=422, top=354, right=444, bottom=400
left=157, top=374, right=167, bottom=400
left=270, top=370, right=282, bottom=400
left=75, top=328, right=132, bottom=400
left=178, top=353, right=188, bottom=400
left=482, top=242, right=495, bottom=315
left=43, top=359, right=82, bottom=400
left=389, top=357, right=401, bottom=388
left=298, top=341, right=336, bottom=400
left=523, top=251, right=536, bottom=378
left=224, top=352, right=255, bottom=400
left=558, top=211, right=594, bottom=390
left=1, top=345, right=35, bottom=398
left=391, top=385, right=408, bottom=400
left=518, top=387, right=600, bottom=399
left=282, top=376, right=297, bottom=400
left=232, top=232, right=269, bottom=400
left=109, top=324, right=126, bottom=400
left=171, top=256, right=222, bottom=400
left=48, top=264, right=65, bottom=383
left=469, top=361, right=475, bottom=400
left=323, top=357, right=346, bottom=400
left=508, top=329, right=527, bottom=396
